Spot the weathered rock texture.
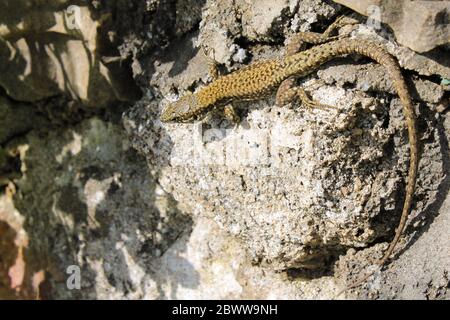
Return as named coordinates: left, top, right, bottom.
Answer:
left=334, top=0, right=450, bottom=53
left=0, top=0, right=449, bottom=300
left=124, top=0, right=449, bottom=299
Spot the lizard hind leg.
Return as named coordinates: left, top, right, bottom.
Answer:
left=277, top=86, right=338, bottom=111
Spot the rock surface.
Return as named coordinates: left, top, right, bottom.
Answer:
left=0, top=0, right=449, bottom=300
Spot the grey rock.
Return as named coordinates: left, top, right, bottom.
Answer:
left=333, top=0, right=450, bottom=53
left=2, top=0, right=449, bottom=300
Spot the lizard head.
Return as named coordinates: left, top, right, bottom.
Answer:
left=161, top=93, right=209, bottom=123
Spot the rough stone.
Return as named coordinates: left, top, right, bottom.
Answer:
left=239, top=0, right=297, bottom=41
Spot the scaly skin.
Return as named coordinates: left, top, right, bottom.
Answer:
left=161, top=38, right=419, bottom=293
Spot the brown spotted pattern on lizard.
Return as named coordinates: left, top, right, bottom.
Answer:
left=160, top=37, right=419, bottom=294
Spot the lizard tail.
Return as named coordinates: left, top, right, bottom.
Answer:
left=315, top=39, right=419, bottom=295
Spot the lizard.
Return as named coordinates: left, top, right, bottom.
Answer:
left=160, top=23, right=419, bottom=295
